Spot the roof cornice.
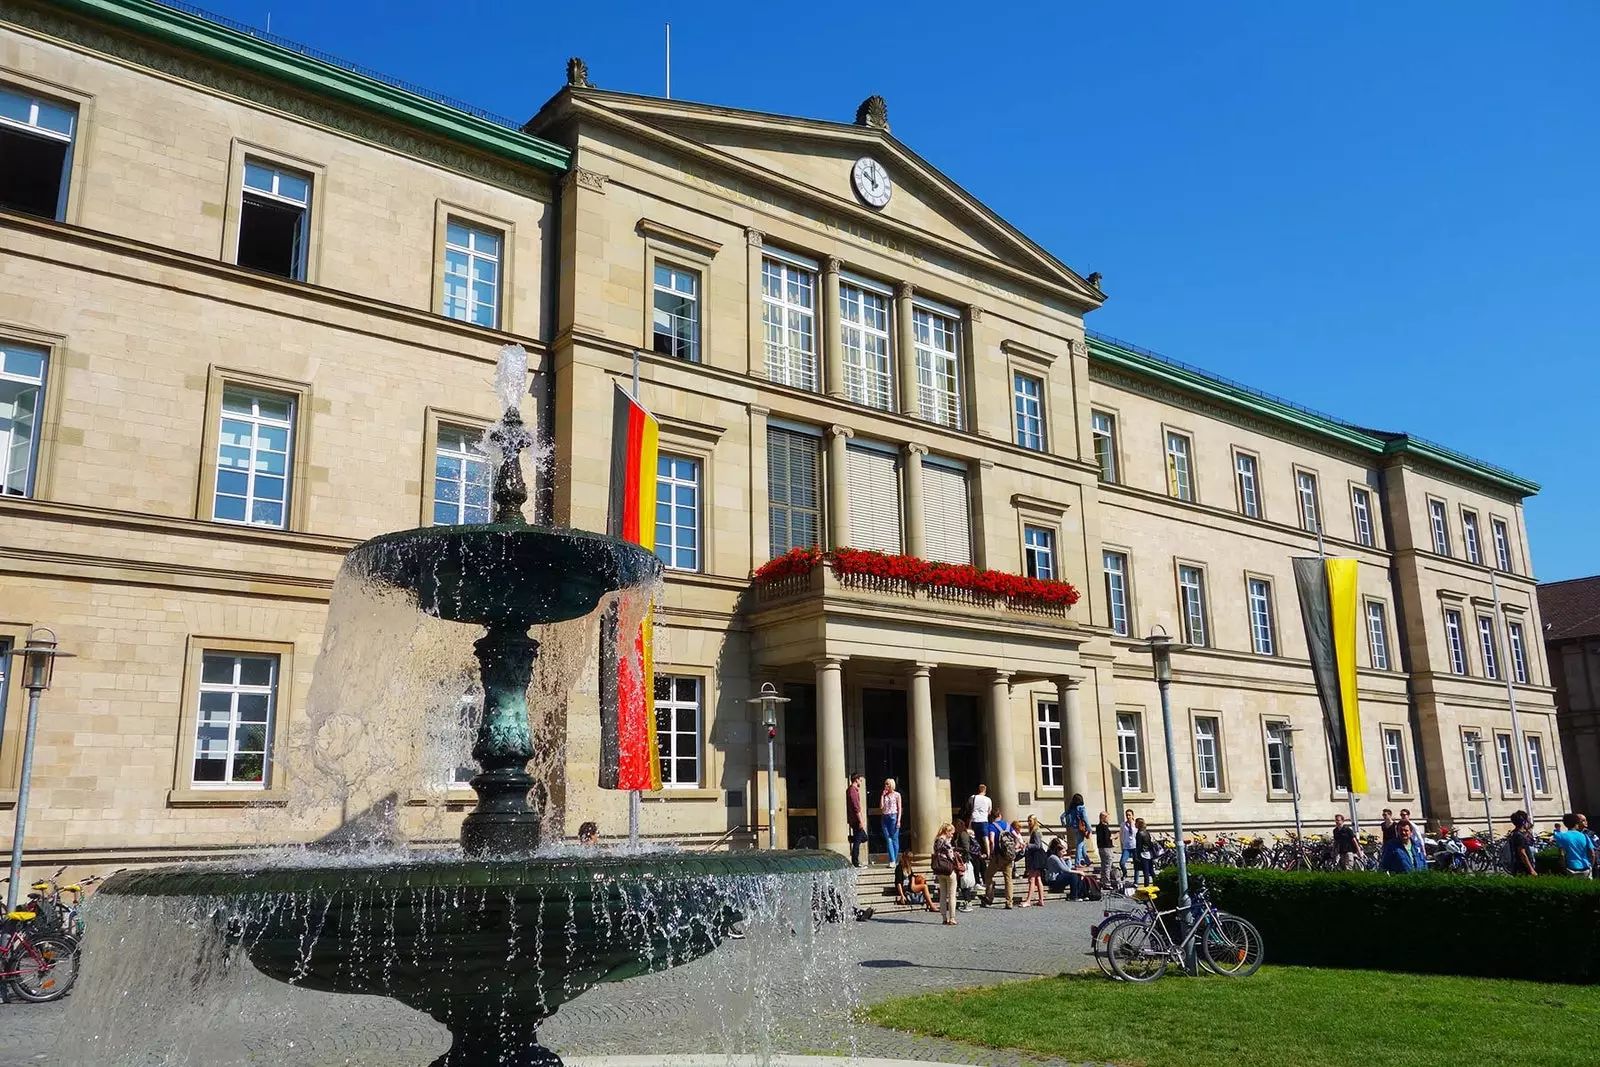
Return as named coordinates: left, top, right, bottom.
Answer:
left=43, top=0, right=570, bottom=174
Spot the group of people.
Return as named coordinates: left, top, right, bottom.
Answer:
left=1367, top=805, right=1598, bottom=877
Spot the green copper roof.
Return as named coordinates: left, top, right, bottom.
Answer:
left=50, top=0, right=570, bottom=174
left=1087, top=331, right=1539, bottom=497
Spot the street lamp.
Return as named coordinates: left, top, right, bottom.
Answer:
left=747, top=682, right=789, bottom=849
left=1465, top=731, right=1494, bottom=840
left=1282, top=725, right=1306, bottom=854
left=1133, top=625, right=1196, bottom=975
left=6, top=628, right=73, bottom=912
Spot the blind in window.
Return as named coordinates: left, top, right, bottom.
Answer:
left=922, top=460, right=971, bottom=564
left=846, top=443, right=902, bottom=554
left=767, top=426, right=820, bottom=556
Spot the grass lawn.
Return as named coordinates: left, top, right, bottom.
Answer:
left=865, top=966, right=1600, bottom=1067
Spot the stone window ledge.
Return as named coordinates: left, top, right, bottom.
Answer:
left=167, top=787, right=287, bottom=807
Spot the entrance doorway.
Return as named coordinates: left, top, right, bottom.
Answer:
left=946, top=693, right=984, bottom=820
left=783, top=683, right=817, bottom=848
left=862, top=688, right=908, bottom=858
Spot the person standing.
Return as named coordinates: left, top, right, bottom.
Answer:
left=1555, top=813, right=1594, bottom=877
left=880, top=778, right=903, bottom=867
left=1332, top=813, right=1360, bottom=870
left=1063, top=792, right=1089, bottom=865
left=1120, top=808, right=1137, bottom=877
left=1380, top=821, right=1426, bottom=873
left=1133, top=817, right=1156, bottom=886
left=932, top=823, right=960, bottom=926
left=846, top=773, right=868, bottom=868
left=1509, top=810, right=1538, bottom=876
left=983, top=809, right=1017, bottom=908
left=967, top=784, right=992, bottom=835
left=1021, top=815, right=1047, bottom=906
left=1094, top=812, right=1115, bottom=886
left=951, top=818, right=977, bottom=911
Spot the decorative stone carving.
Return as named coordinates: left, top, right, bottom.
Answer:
left=1087, top=271, right=1103, bottom=290
left=855, top=95, right=890, bottom=132
left=566, top=57, right=591, bottom=88
left=903, top=442, right=929, bottom=457
left=826, top=424, right=855, bottom=441
left=968, top=306, right=984, bottom=323
left=895, top=281, right=915, bottom=300
left=745, top=228, right=764, bottom=247
left=565, top=168, right=608, bottom=193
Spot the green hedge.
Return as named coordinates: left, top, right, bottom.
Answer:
left=1156, top=865, right=1600, bottom=983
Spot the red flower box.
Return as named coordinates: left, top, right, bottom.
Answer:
left=751, top=545, right=1079, bottom=608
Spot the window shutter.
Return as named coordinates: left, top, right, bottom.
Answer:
left=846, top=443, right=902, bottom=553
left=767, top=426, right=819, bottom=556
left=922, top=459, right=971, bottom=564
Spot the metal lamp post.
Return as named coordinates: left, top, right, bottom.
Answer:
left=6, top=628, right=73, bottom=912
left=1465, top=731, right=1494, bottom=839
left=1135, top=625, right=1196, bottom=975
left=1282, top=725, right=1306, bottom=856
left=747, top=682, right=788, bottom=849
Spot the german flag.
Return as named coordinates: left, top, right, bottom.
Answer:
left=600, top=384, right=662, bottom=792
left=1292, top=557, right=1369, bottom=794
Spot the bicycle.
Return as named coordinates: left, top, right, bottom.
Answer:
left=1103, top=877, right=1264, bottom=982
left=0, top=903, right=80, bottom=1002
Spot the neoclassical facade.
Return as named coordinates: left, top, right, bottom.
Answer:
left=0, top=0, right=1564, bottom=875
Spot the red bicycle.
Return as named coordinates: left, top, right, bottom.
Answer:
left=1, top=902, right=79, bottom=1002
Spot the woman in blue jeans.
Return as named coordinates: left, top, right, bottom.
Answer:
left=880, top=778, right=903, bottom=866
left=1063, top=793, right=1088, bottom=864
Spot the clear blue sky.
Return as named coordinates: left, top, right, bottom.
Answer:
left=204, top=0, right=1597, bottom=580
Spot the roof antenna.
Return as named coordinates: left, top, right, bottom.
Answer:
left=664, top=23, right=671, bottom=98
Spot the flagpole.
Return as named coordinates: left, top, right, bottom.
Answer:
left=629, top=348, right=644, bottom=848
left=1491, top=571, right=1535, bottom=819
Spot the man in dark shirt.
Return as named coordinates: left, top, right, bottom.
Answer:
left=1379, top=808, right=1397, bottom=847
left=846, top=773, right=867, bottom=867
left=1333, top=813, right=1360, bottom=870
left=1509, top=810, right=1538, bottom=876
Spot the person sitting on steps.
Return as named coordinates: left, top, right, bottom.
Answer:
left=895, top=850, right=935, bottom=910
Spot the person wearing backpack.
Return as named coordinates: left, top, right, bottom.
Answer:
left=983, top=810, right=1017, bottom=908
left=1063, top=792, right=1090, bottom=864
left=931, top=823, right=960, bottom=925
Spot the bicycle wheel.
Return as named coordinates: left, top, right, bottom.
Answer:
left=1092, top=914, right=1143, bottom=978
left=6, top=933, right=80, bottom=1002
left=1105, top=918, right=1169, bottom=982
left=1201, top=914, right=1263, bottom=977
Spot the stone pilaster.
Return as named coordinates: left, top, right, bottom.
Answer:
left=814, top=656, right=849, bottom=856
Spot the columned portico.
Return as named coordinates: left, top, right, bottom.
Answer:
left=814, top=656, right=848, bottom=855
left=1057, top=675, right=1092, bottom=812
left=985, top=670, right=1020, bottom=812
left=906, top=662, right=939, bottom=853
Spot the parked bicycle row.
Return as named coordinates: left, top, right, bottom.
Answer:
left=0, top=866, right=111, bottom=1003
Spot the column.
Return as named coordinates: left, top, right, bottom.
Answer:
left=902, top=443, right=927, bottom=559
left=907, top=662, right=940, bottom=854
left=827, top=424, right=853, bottom=550
left=1057, top=675, right=1093, bottom=811
left=895, top=281, right=918, bottom=417
left=823, top=257, right=844, bottom=399
left=985, top=670, right=1020, bottom=812
left=814, top=656, right=849, bottom=856
left=746, top=228, right=765, bottom=378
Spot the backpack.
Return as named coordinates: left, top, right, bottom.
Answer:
left=994, top=827, right=1018, bottom=862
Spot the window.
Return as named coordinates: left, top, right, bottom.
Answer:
left=1265, top=722, right=1290, bottom=793
left=193, top=653, right=277, bottom=787
left=912, top=307, right=962, bottom=428
left=1023, top=525, right=1055, bottom=580
left=238, top=161, right=311, bottom=280
left=652, top=263, right=699, bottom=361
left=767, top=426, right=820, bottom=557
left=441, top=220, right=501, bottom=327
left=1478, top=616, right=1500, bottom=681
left=1037, top=700, right=1061, bottom=788
left=1165, top=432, right=1193, bottom=501
left=1194, top=716, right=1222, bottom=793
left=840, top=282, right=893, bottom=410
left=1508, top=620, right=1529, bottom=684
left=1104, top=551, right=1130, bottom=637
left=1444, top=609, right=1467, bottom=675
left=1495, top=733, right=1518, bottom=793
left=653, top=675, right=702, bottom=787
left=1462, top=510, right=1482, bottom=565
left=655, top=454, right=700, bottom=571
left=1235, top=453, right=1260, bottom=518
left=1116, top=712, right=1144, bottom=792
left=1384, top=728, right=1408, bottom=793
left=0, top=639, right=11, bottom=754
left=1296, top=471, right=1320, bottom=533
left=213, top=387, right=294, bottom=529
left=0, top=85, right=76, bottom=219
left=1351, top=486, right=1374, bottom=547
left=922, top=458, right=972, bottom=564
left=1247, top=578, right=1276, bottom=655
left=1528, top=736, right=1547, bottom=794
left=1492, top=518, right=1513, bottom=572
left=1178, top=565, right=1208, bottom=647
left=432, top=426, right=490, bottom=526
left=762, top=256, right=817, bottom=390
left=1366, top=600, right=1391, bottom=671
left=1091, top=411, right=1118, bottom=483
left=1429, top=499, right=1450, bottom=556
left=1464, top=731, right=1486, bottom=794
left=1, top=342, right=47, bottom=497
left=1013, top=373, right=1045, bottom=451
left=845, top=443, right=902, bottom=554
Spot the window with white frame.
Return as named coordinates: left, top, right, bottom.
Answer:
left=921, top=457, right=972, bottom=564
left=1178, top=565, right=1208, bottom=647
left=652, top=263, right=699, bottom=361
left=1194, top=715, right=1222, bottom=793
left=839, top=281, right=893, bottom=410
left=1492, top=518, right=1513, bottom=572
left=845, top=442, right=902, bottom=554
left=1013, top=372, right=1045, bottom=451
left=1296, top=471, right=1320, bottom=533
left=0, top=84, right=77, bottom=220
left=1265, top=722, right=1290, bottom=793
left=1464, top=731, right=1486, bottom=794
left=1351, top=486, right=1374, bottom=547
left=1165, top=432, right=1193, bottom=501
left=1116, top=712, right=1144, bottom=792
left=1429, top=499, right=1451, bottom=556
left=1, top=342, right=47, bottom=498
left=1496, top=733, right=1518, bottom=793
left=1104, top=551, right=1130, bottom=637
left=1383, top=728, right=1408, bottom=793
left=767, top=426, right=820, bottom=557
left=193, top=652, right=277, bottom=787
left=1037, top=699, right=1061, bottom=788
left=214, top=387, right=295, bottom=529
left=1023, top=525, right=1056, bottom=580
left=655, top=454, right=700, bottom=571
left=1478, top=616, right=1500, bottom=681
left=762, top=255, right=817, bottom=390
left=238, top=160, right=312, bottom=280
left=1528, top=735, right=1547, bottom=794
left=441, top=220, right=502, bottom=328
left=1444, top=609, right=1467, bottom=675
left=1366, top=600, right=1391, bottom=671
left=1462, top=509, right=1482, bottom=565
left=912, top=306, right=962, bottom=428
left=1508, top=620, right=1529, bottom=684
left=1247, top=577, right=1276, bottom=655
left=653, top=674, right=701, bottom=787
left=1235, top=453, right=1260, bottom=518
left=1091, top=411, right=1118, bottom=484
left=432, top=426, right=490, bottom=526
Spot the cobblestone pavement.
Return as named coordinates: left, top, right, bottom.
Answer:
left=0, top=897, right=1107, bottom=1066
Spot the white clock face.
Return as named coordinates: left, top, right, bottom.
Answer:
left=852, top=157, right=892, bottom=208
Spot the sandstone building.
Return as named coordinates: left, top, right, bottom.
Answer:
left=1540, top=576, right=1600, bottom=817
left=0, top=0, right=1564, bottom=873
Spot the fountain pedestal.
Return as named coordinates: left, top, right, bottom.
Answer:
left=461, top=627, right=542, bottom=855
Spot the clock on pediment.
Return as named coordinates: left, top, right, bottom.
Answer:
left=852, top=156, right=892, bottom=208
